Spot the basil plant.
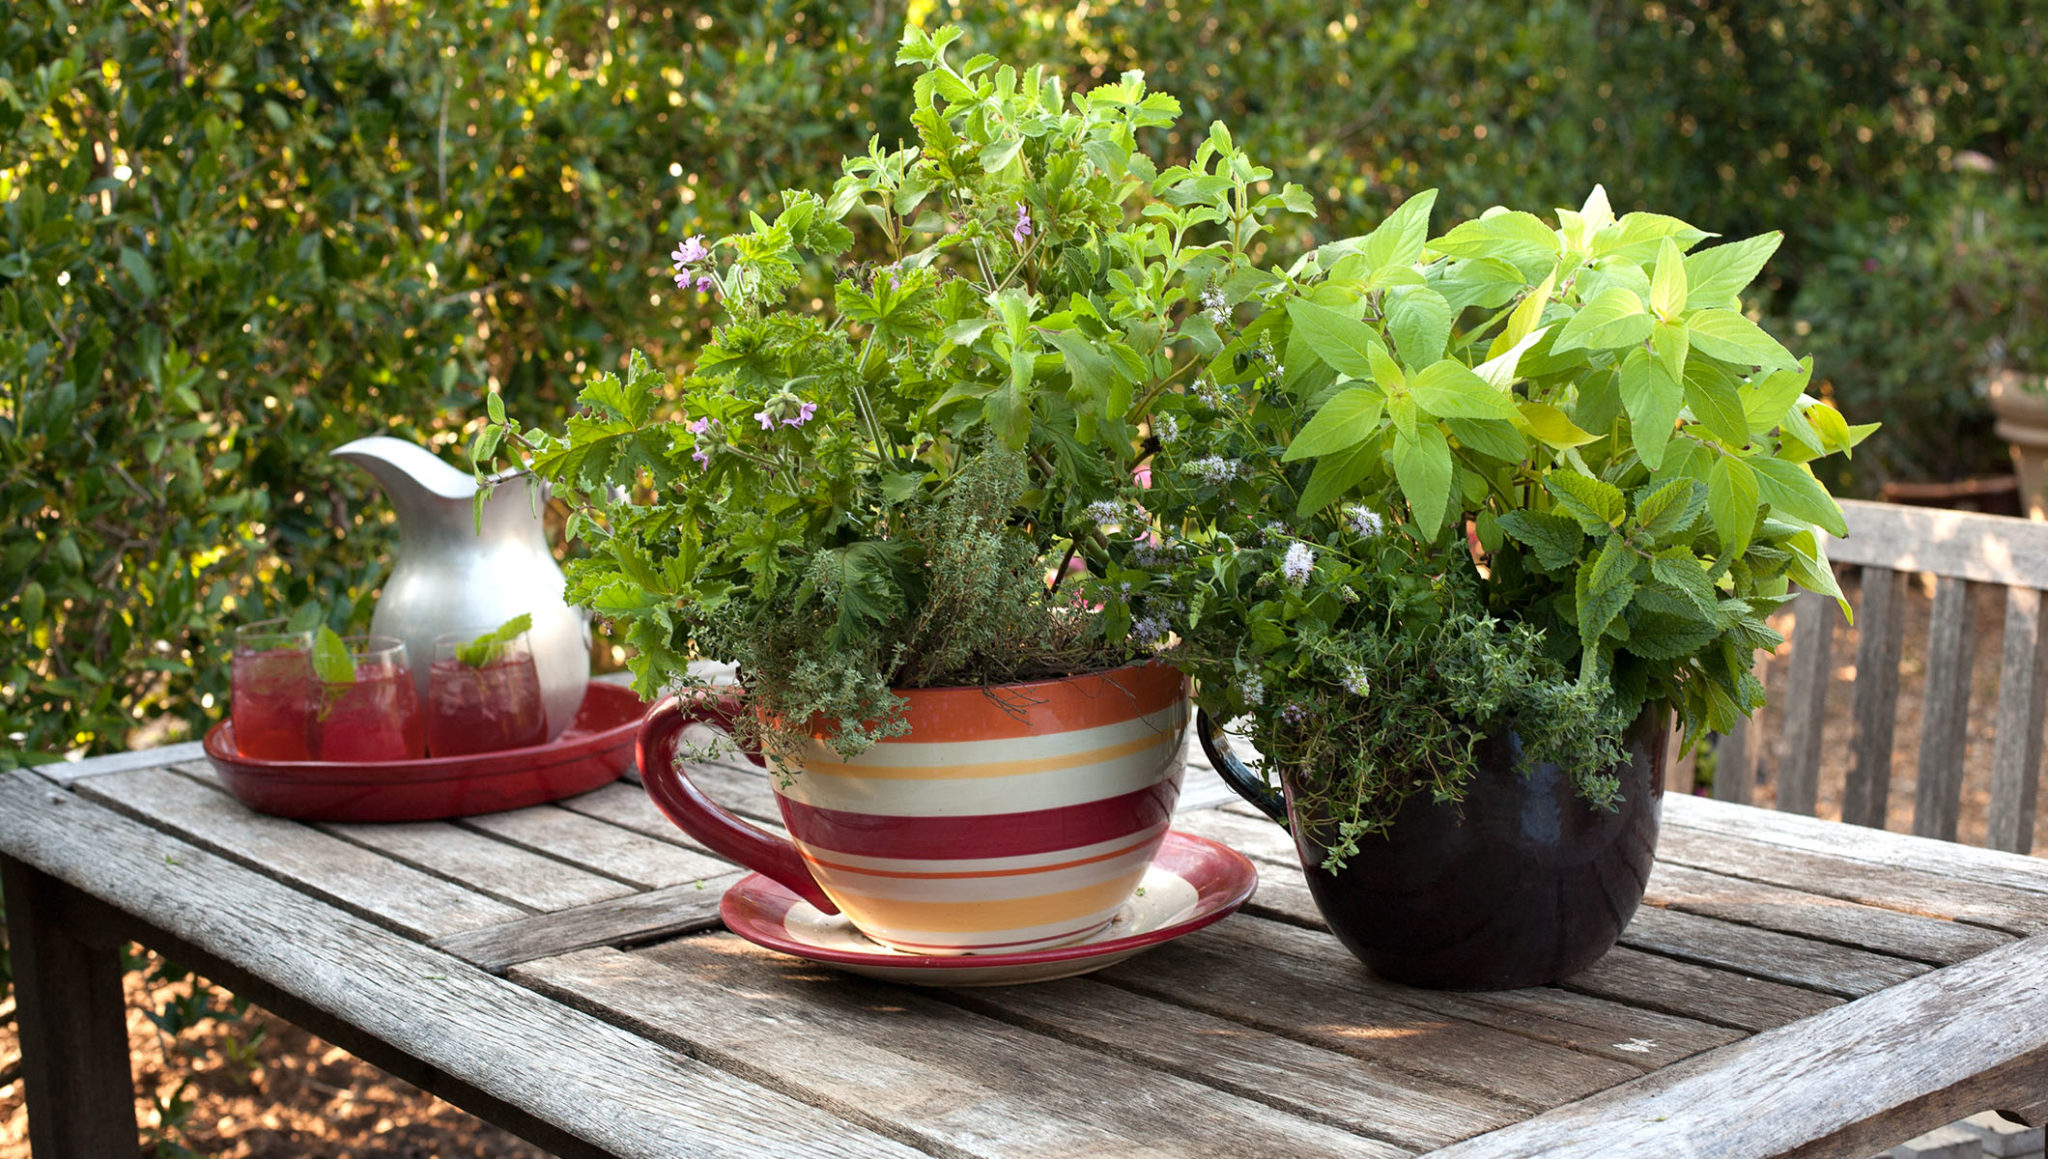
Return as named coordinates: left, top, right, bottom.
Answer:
left=478, top=27, right=1310, bottom=758
left=1120, top=188, right=1872, bottom=863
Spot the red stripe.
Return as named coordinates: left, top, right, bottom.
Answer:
left=878, top=919, right=1114, bottom=952
left=778, top=782, right=1179, bottom=860
left=815, top=663, right=1187, bottom=743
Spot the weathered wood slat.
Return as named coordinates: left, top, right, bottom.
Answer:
left=1831, top=497, right=2048, bottom=586
left=936, top=976, right=1521, bottom=1152
left=1914, top=576, right=1980, bottom=840
left=0, top=774, right=924, bottom=1159
left=1842, top=566, right=1909, bottom=828
left=1091, top=927, right=1644, bottom=1107
left=556, top=779, right=742, bottom=853
left=1426, top=932, right=2048, bottom=1159
left=461, top=805, right=734, bottom=890
left=1644, top=862, right=2011, bottom=966
left=433, top=871, right=744, bottom=974
left=1558, top=945, right=1842, bottom=1034
left=1989, top=585, right=2048, bottom=853
left=1776, top=589, right=1835, bottom=816
left=76, top=767, right=520, bottom=939
left=1621, top=905, right=1927, bottom=998
left=1714, top=677, right=1759, bottom=805
left=1654, top=825, right=2048, bottom=936
left=1668, top=794, right=2048, bottom=898
left=34, top=739, right=208, bottom=785
left=321, top=819, right=637, bottom=913
left=525, top=942, right=1402, bottom=1159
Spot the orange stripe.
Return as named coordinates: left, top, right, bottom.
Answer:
left=801, top=728, right=1175, bottom=781
left=810, top=663, right=1186, bottom=743
left=800, top=833, right=1159, bottom=881
left=827, top=874, right=1143, bottom=934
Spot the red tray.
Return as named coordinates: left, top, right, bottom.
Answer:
left=203, top=682, right=648, bottom=822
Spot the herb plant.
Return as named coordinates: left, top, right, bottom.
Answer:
left=1121, top=187, right=1873, bottom=864
left=478, top=28, right=1309, bottom=758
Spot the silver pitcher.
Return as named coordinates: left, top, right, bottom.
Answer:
left=331, top=436, right=591, bottom=741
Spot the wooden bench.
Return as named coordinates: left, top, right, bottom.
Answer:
left=1717, top=498, right=2048, bottom=852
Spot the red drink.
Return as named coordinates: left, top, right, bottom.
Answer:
left=307, top=636, right=426, bottom=762
left=427, top=652, right=548, bottom=756
left=231, top=646, right=313, bottom=760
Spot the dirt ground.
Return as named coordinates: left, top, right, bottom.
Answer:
left=0, top=575, right=2029, bottom=1155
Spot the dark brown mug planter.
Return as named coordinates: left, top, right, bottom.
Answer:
left=1198, top=707, right=1668, bottom=990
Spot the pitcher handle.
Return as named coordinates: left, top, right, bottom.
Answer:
left=1194, top=708, right=1289, bottom=825
left=637, top=693, right=840, bottom=915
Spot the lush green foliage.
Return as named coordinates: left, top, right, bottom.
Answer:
left=485, top=27, right=1308, bottom=756
left=1125, top=190, right=1869, bottom=859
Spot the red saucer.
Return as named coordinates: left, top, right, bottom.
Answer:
left=720, top=830, right=1257, bottom=986
left=203, top=682, right=646, bottom=822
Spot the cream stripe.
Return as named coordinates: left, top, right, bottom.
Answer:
left=800, top=702, right=1188, bottom=770
left=775, top=744, right=1187, bottom=817
left=789, top=824, right=1167, bottom=875
left=806, top=846, right=1156, bottom=904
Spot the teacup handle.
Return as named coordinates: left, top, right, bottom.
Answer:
left=1194, top=708, right=1289, bottom=825
left=636, top=692, right=840, bottom=915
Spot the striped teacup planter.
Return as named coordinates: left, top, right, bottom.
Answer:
left=639, top=663, right=1190, bottom=956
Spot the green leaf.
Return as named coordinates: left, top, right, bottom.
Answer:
left=456, top=613, right=534, bottom=668
left=1685, top=308, right=1799, bottom=370
left=119, top=246, right=157, bottom=299
left=1040, top=328, right=1115, bottom=404
left=1545, top=471, right=1627, bottom=533
left=1361, top=189, right=1437, bottom=274
left=1391, top=423, right=1455, bottom=540
left=312, top=627, right=354, bottom=685
left=1682, top=359, right=1751, bottom=448
left=1652, top=318, right=1689, bottom=387
left=1576, top=562, right=1636, bottom=652
left=1296, top=438, right=1381, bottom=516
left=1683, top=232, right=1783, bottom=308
left=1498, top=510, right=1583, bottom=570
left=1443, top=417, right=1527, bottom=463
left=1553, top=287, right=1651, bottom=352
left=1635, top=479, right=1706, bottom=539
left=1431, top=210, right=1562, bottom=269
left=1741, top=360, right=1813, bottom=437
left=1751, top=458, right=1848, bottom=537
left=1386, top=286, right=1453, bottom=366
left=1410, top=359, right=1520, bottom=421
left=1708, top=455, right=1759, bottom=556
left=1284, top=387, right=1384, bottom=461
left=1785, top=529, right=1850, bottom=619
left=1650, top=236, right=1688, bottom=318
left=1619, top=348, right=1683, bottom=470
left=1587, top=535, right=1637, bottom=595
left=1489, top=272, right=1556, bottom=360
left=486, top=390, right=506, bottom=425
left=1621, top=610, right=1722, bottom=660
left=1520, top=402, right=1598, bottom=449
left=1650, top=548, right=1720, bottom=617
left=1473, top=325, right=1549, bottom=391
left=1285, top=298, right=1383, bottom=378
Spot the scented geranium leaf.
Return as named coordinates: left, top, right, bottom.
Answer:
left=1285, top=297, right=1382, bottom=378
left=1040, top=328, right=1116, bottom=406
left=1387, top=285, right=1454, bottom=365
left=1545, top=471, right=1627, bottom=533
left=1619, top=348, right=1683, bottom=470
left=1708, top=454, right=1760, bottom=557
left=1685, top=308, right=1799, bottom=371
left=1520, top=401, right=1599, bottom=449
left=1576, top=562, right=1636, bottom=652
left=1555, top=288, right=1650, bottom=352
left=1443, top=417, right=1527, bottom=463
left=1391, top=422, right=1454, bottom=540
left=1750, top=458, right=1848, bottom=537
left=1410, top=359, right=1520, bottom=421
left=1498, top=510, right=1584, bottom=571
left=1634, top=478, right=1706, bottom=539
left=1296, top=437, right=1381, bottom=516
left=1684, top=232, right=1782, bottom=309
left=1361, top=188, right=1437, bottom=274
left=1284, top=387, right=1385, bottom=461
left=1683, top=359, right=1751, bottom=448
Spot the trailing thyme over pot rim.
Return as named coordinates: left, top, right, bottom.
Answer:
left=1117, top=187, right=1873, bottom=865
left=473, top=26, right=1311, bottom=764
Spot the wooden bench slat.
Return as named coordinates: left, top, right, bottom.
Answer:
left=1558, top=944, right=1842, bottom=1034
left=1989, top=585, right=2048, bottom=853
left=524, top=942, right=1405, bottom=1159
left=1776, top=589, right=1835, bottom=816
left=1644, top=862, right=2012, bottom=966
left=1831, top=497, right=2048, bottom=585
left=1619, top=905, right=1927, bottom=998
left=321, top=819, right=638, bottom=913
left=433, top=871, right=744, bottom=974
left=1843, top=566, right=1909, bottom=828
left=461, top=805, right=735, bottom=890
left=1913, top=576, right=1980, bottom=841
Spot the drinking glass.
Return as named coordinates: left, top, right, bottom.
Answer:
left=428, top=628, right=548, bottom=756
left=307, top=635, right=426, bottom=762
left=231, top=619, right=314, bottom=760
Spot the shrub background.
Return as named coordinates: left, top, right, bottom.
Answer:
left=3, top=0, right=2044, bottom=769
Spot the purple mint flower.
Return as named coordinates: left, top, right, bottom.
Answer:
left=673, top=270, right=691, bottom=289
left=1281, top=703, right=1310, bottom=726
left=1013, top=202, right=1033, bottom=244
left=695, top=274, right=715, bottom=293
left=754, top=409, right=775, bottom=431
left=781, top=400, right=818, bottom=428
left=692, top=446, right=711, bottom=468
left=670, top=235, right=709, bottom=269
left=687, top=417, right=710, bottom=435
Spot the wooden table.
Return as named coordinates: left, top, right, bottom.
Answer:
left=7, top=731, right=2048, bottom=1158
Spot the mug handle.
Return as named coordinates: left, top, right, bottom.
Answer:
left=1194, top=708, right=1289, bottom=825
left=636, top=692, right=840, bottom=915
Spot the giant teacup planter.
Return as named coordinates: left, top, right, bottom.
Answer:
left=639, top=664, right=1194, bottom=956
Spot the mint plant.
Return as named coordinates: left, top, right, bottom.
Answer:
left=1123, top=187, right=1872, bottom=863
left=477, top=28, right=1309, bottom=758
